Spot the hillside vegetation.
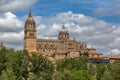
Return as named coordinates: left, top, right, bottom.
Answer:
left=0, top=47, right=120, bottom=80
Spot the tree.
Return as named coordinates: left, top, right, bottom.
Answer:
left=96, top=63, right=106, bottom=80
left=56, top=57, right=88, bottom=71
left=88, top=63, right=96, bottom=75
left=101, top=71, right=113, bottom=80
left=29, top=53, right=54, bottom=80
left=52, top=71, right=66, bottom=80
left=0, top=68, right=16, bottom=80
left=7, top=50, right=29, bottom=80
left=0, top=47, right=9, bottom=74
left=0, top=48, right=29, bottom=80
left=109, top=61, right=120, bottom=80
left=69, top=70, right=96, bottom=80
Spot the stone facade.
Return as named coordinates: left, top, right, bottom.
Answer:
left=88, top=48, right=102, bottom=57
left=24, top=12, right=102, bottom=60
left=24, top=12, right=37, bottom=52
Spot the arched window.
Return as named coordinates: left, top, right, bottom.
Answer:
left=29, top=33, right=34, bottom=37
left=39, top=45, right=41, bottom=48
left=45, top=44, right=47, bottom=48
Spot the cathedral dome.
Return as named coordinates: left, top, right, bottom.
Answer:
left=60, top=24, right=67, bottom=32
left=25, top=12, right=35, bottom=24
left=24, top=12, right=36, bottom=31
left=58, top=24, right=70, bottom=40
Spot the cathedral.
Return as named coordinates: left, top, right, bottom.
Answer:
left=24, top=12, right=102, bottom=60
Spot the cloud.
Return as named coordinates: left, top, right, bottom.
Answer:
left=0, top=12, right=24, bottom=49
left=35, top=11, right=120, bottom=55
left=0, top=12, right=23, bottom=32
left=0, top=32, right=23, bottom=50
left=0, top=11, right=120, bottom=56
left=108, top=49, right=120, bottom=55
left=0, top=0, right=37, bottom=13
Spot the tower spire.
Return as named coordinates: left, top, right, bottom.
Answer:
left=58, top=23, right=70, bottom=40
left=29, top=6, right=32, bottom=17
left=74, top=37, right=76, bottom=41
left=62, top=23, right=66, bottom=29
left=61, top=23, right=67, bottom=31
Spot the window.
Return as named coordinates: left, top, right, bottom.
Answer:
left=50, top=45, right=53, bottom=48
left=43, top=50, right=45, bottom=52
left=68, top=43, right=72, bottom=46
left=98, top=55, right=100, bottom=57
left=39, top=45, right=41, bottom=48
left=45, top=44, right=47, bottom=48
left=29, top=33, right=34, bottom=37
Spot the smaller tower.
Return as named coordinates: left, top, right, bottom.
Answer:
left=58, top=24, right=70, bottom=41
left=24, top=11, right=37, bottom=52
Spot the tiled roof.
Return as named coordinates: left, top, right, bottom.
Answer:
left=89, top=56, right=120, bottom=60
left=108, top=56, right=120, bottom=60
left=89, top=57, right=109, bottom=60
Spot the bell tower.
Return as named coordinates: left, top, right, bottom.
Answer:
left=58, top=24, right=70, bottom=41
left=24, top=11, right=37, bottom=52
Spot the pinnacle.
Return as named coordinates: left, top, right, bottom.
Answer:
left=28, top=7, right=32, bottom=17
left=62, top=23, right=66, bottom=29
left=29, top=12, right=32, bottom=17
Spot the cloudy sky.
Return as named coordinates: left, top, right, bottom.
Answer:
left=0, top=0, right=120, bottom=56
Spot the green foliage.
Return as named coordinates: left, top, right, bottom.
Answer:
left=56, top=57, right=88, bottom=71
left=52, top=71, right=65, bottom=80
left=88, top=63, right=96, bottom=75
left=0, top=47, right=120, bottom=80
left=29, top=53, right=54, bottom=80
left=102, top=71, right=113, bottom=80
left=52, top=70, right=96, bottom=80
left=0, top=47, right=8, bottom=74
left=0, top=48, right=54, bottom=80
left=109, top=61, right=120, bottom=80
left=96, top=63, right=106, bottom=80
left=0, top=68, right=16, bottom=80
left=69, top=70, right=96, bottom=80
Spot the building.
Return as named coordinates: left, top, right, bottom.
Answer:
left=24, top=12, right=102, bottom=60
left=88, top=48, right=103, bottom=57
left=89, top=57, right=110, bottom=64
left=108, top=56, right=120, bottom=63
